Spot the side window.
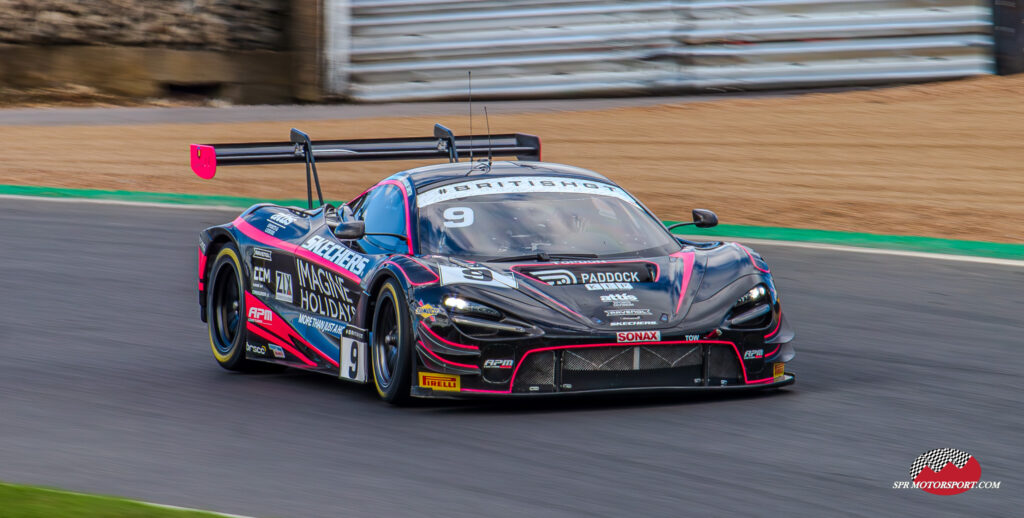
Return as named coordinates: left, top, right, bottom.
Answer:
left=358, top=184, right=408, bottom=254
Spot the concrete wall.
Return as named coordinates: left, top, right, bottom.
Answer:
left=0, top=0, right=316, bottom=103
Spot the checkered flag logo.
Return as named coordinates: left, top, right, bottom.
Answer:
left=910, top=448, right=973, bottom=479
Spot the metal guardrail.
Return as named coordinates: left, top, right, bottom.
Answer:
left=324, top=0, right=994, bottom=101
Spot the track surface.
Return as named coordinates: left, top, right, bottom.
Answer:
left=0, top=199, right=1020, bottom=517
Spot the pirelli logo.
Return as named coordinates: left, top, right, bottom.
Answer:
left=418, top=372, right=460, bottom=392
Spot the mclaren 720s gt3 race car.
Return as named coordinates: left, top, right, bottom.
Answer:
left=191, top=125, right=795, bottom=404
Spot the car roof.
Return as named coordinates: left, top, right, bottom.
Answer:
left=392, top=161, right=615, bottom=192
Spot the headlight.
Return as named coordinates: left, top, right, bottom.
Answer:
left=443, top=296, right=502, bottom=319
left=728, top=284, right=773, bottom=328
left=735, top=285, right=767, bottom=307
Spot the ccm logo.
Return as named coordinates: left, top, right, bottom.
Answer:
left=247, top=307, right=273, bottom=324
left=616, top=331, right=660, bottom=343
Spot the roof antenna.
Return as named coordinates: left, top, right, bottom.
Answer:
left=468, top=71, right=474, bottom=164
left=484, top=106, right=493, bottom=166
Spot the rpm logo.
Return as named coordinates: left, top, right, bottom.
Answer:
left=483, top=359, right=514, bottom=369
left=616, top=331, right=660, bottom=343
left=247, top=306, right=273, bottom=325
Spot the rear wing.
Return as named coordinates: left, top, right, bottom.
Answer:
left=190, top=124, right=541, bottom=209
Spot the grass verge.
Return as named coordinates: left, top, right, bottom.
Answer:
left=0, top=482, right=233, bottom=518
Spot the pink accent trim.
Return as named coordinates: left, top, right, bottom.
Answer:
left=245, top=292, right=339, bottom=368
left=233, top=217, right=362, bottom=285
left=745, top=377, right=775, bottom=385
left=384, top=258, right=439, bottom=286
left=739, top=244, right=770, bottom=273
left=763, top=344, right=781, bottom=358
left=198, top=280, right=204, bottom=291
left=511, top=259, right=661, bottom=282
left=461, top=388, right=509, bottom=394
left=198, top=246, right=207, bottom=282
left=517, top=277, right=586, bottom=321
left=247, top=325, right=317, bottom=367
left=764, top=310, right=782, bottom=339
left=190, top=144, right=217, bottom=179
left=671, top=251, right=695, bottom=314
left=469, top=339, right=753, bottom=394
left=360, top=180, right=414, bottom=254
left=419, top=322, right=479, bottom=351
left=418, top=341, right=478, bottom=369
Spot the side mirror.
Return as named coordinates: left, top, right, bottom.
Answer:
left=692, top=208, right=718, bottom=228
left=333, top=220, right=365, bottom=240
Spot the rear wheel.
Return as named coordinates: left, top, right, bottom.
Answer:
left=207, top=243, right=257, bottom=371
left=370, top=279, right=413, bottom=404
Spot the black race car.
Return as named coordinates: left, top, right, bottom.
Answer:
left=192, top=125, right=795, bottom=403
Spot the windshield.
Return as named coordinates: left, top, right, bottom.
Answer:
left=416, top=177, right=680, bottom=260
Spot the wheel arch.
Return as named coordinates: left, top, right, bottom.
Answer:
left=199, top=228, right=240, bottom=323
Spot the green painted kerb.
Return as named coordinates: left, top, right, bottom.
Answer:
left=666, top=222, right=1024, bottom=261
left=0, top=184, right=309, bottom=208
left=2, top=184, right=1021, bottom=260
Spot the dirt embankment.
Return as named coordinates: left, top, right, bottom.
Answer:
left=1, top=75, right=1022, bottom=243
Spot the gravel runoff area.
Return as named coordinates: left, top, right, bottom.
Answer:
left=1, top=75, right=1021, bottom=244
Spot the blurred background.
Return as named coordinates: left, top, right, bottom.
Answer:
left=1, top=0, right=1021, bottom=104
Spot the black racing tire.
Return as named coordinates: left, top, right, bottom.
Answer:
left=206, top=243, right=258, bottom=372
left=370, top=278, right=413, bottom=404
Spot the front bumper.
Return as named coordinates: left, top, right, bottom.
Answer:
left=412, top=373, right=795, bottom=399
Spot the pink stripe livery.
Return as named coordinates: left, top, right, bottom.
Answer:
left=510, top=259, right=661, bottom=282
left=245, top=292, right=339, bottom=368
left=190, top=144, right=217, bottom=179
left=517, top=277, right=587, bottom=321
left=355, top=180, right=414, bottom=254
left=232, top=217, right=362, bottom=285
left=739, top=244, right=770, bottom=273
left=417, top=341, right=478, bottom=370
left=419, top=321, right=479, bottom=351
left=247, top=325, right=317, bottom=367
left=763, top=311, right=782, bottom=339
left=384, top=258, right=439, bottom=286
left=198, top=246, right=207, bottom=287
left=670, top=251, right=695, bottom=314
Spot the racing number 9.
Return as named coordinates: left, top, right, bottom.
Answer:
left=348, top=345, right=358, bottom=379
left=443, top=207, right=474, bottom=228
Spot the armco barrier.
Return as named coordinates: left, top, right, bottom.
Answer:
left=323, top=0, right=995, bottom=101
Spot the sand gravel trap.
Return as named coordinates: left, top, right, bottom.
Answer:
left=2, top=75, right=1022, bottom=243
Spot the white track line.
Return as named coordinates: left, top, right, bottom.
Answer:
left=0, top=193, right=242, bottom=212
left=5, top=193, right=1021, bottom=267
left=143, top=501, right=259, bottom=518
left=678, top=235, right=1024, bottom=268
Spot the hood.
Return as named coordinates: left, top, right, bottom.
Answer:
left=418, top=242, right=762, bottom=333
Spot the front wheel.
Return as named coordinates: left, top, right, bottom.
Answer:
left=370, top=279, right=413, bottom=404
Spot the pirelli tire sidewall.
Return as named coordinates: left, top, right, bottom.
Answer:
left=370, top=278, right=413, bottom=404
left=207, top=243, right=249, bottom=371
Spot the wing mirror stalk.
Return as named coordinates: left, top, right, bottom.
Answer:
left=666, top=209, right=719, bottom=231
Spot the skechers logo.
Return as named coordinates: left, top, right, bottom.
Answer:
left=616, top=331, right=660, bottom=343
left=301, top=236, right=369, bottom=275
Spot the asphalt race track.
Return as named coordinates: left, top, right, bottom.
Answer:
left=0, top=198, right=1020, bottom=517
